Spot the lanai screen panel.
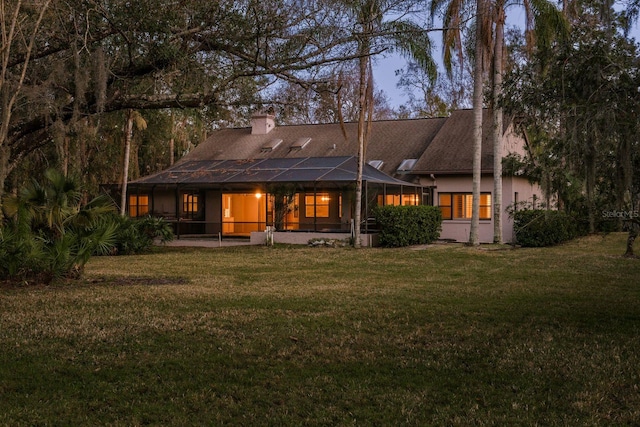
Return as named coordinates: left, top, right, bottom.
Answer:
left=131, top=156, right=422, bottom=188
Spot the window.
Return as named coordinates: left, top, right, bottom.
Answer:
left=439, top=193, right=492, bottom=220
left=305, top=193, right=330, bottom=217
left=403, top=194, right=420, bottom=206
left=379, top=194, right=420, bottom=206
left=129, top=194, right=149, bottom=218
left=182, top=193, right=199, bottom=218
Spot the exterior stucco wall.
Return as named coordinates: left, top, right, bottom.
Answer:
left=419, top=175, right=544, bottom=243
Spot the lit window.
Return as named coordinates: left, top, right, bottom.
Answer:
left=182, top=193, right=199, bottom=218
left=403, top=194, right=420, bottom=206
left=380, top=194, right=420, bottom=206
left=305, top=193, right=330, bottom=217
left=438, top=193, right=491, bottom=220
left=129, top=194, right=149, bottom=218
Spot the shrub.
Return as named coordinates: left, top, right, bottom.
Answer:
left=513, top=209, right=579, bottom=247
left=374, top=205, right=442, bottom=247
left=0, top=224, right=46, bottom=281
left=0, top=169, right=118, bottom=283
left=109, top=214, right=174, bottom=255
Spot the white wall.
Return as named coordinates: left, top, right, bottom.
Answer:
left=421, top=175, right=544, bottom=244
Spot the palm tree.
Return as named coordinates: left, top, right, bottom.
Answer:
left=491, top=0, right=566, bottom=243
left=1, top=169, right=117, bottom=281
left=491, top=0, right=505, bottom=243
left=432, top=0, right=566, bottom=244
left=470, top=0, right=489, bottom=245
left=342, top=0, right=436, bottom=248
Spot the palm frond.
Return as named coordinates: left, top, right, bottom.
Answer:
left=382, top=20, right=438, bottom=83
left=525, top=0, right=570, bottom=53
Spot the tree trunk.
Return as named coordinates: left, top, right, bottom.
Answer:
left=0, top=145, right=9, bottom=202
left=492, top=4, right=505, bottom=243
left=170, top=111, right=175, bottom=166
left=0, top=0, right=51, bottom=200
left=354, top=53, right=369, bottom=249
left=120, top=109, right=134, bottom=216
left=469, top=0, right=486, bottom=246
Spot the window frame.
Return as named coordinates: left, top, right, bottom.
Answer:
left=304, top=192, right=330, bottom=218
left=182, top=192, right=200, bottom=219
left=128, top=194, right=149, bottom=218
left=438, top=192, right=492, bottom=220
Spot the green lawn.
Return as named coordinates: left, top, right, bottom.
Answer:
left=1, top=234, right=639, bottom=425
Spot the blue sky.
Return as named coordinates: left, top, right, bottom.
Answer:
left=373, top=9, right=640, bottom=109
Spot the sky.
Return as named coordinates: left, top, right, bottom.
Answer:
left=372, top=54, right=411, bottom=108
left=372, top=8, right=640, bottom=110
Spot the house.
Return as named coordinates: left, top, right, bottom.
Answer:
left=126, top=109, right=543, bottom=245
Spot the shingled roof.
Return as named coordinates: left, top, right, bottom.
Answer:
left=182, top=116, right=448, bottom=178
left=133, top=109, right=513, bottom=188
left=411, top=109, right=496, bottom=175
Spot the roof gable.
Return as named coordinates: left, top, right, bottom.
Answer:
left=411, top=109, right=495, bottom=175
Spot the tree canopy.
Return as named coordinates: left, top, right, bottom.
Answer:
left=1, top=0, right=397, bottom=195
left=503, top=16, right=640, bottom=234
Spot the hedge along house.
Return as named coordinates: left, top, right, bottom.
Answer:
left=126, top=109, right=543, bottom=244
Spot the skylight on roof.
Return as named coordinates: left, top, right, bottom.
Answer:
left=397, top=158, right=417, bottom=172
left=261, top=138, right=282, bottom=152
left=290, top=137, right=311, bottom=150
left=368, top=160, right=384, bottom=170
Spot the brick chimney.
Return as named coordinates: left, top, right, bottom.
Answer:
left=251, top=112, right=275, bottom=135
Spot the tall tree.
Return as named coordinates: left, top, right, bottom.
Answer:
left=120, top=110, right=147, bottom=216
left=430, top=0, right=492, bottom=245
left=0, top=0, right=52, bottom=200
left=491, top=0, right=504, bottom=243
left=470, top=0, right=488, bottom=245
left=490, top=0, right=566, bottom=243
left=432, top=0, right=566, bottom=243
left=502, top=18, right=640, bottom=247
left=0, top=0, right=380, bottom=196
left=338, top=0, right=436, bottom=248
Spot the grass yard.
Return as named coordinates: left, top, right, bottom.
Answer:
left=1, top=233, right=639, bottom=425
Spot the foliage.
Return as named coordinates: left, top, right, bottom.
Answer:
left=0, top=169, right=117, bottom=283
left=502, top=19, right=640, bottom=234
left=108, top=214, right=174, bottom=256
left=266, top=184, right=297, bottom=231
left=512, top=208, right=581, bottom=247
left=271, top=70, right=397, bottom=125
left=3, top=0, right=430, bottom=200
left=374, top=205, right=442, bottom=247
left=395, top=61, right=471, bottom=117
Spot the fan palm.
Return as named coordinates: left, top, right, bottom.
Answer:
left=1, top=169, right=117, bottom=282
